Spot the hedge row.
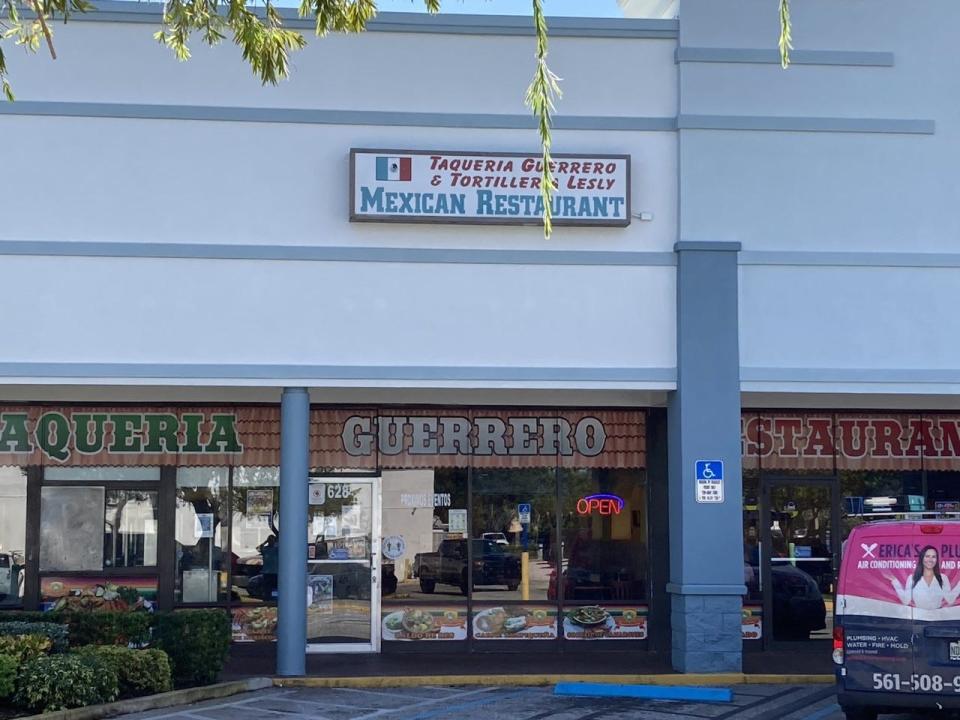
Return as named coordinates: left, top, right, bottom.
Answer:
left=0, top=608, right=230, bottom=712
left=0, top=611, right=151, bottom=647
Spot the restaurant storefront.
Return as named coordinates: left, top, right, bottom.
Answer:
left=10, top=406, right=960, bottom=660
left=0, top=405, right=666, bottom=655
left=7, top=0, right=959, bottom=677
left=741, top=412, right=960, bottom=652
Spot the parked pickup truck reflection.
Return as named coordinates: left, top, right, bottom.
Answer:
left=414, top=539, right=520, bottom=595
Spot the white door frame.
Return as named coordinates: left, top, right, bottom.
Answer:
left=305, top=475, right=381, bottom=654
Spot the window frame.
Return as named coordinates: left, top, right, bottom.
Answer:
left=39, top=476, right=162, bottom=577
left=34, top=470, right=166, bottom=612
left=173, top=466, right=231, bottom=607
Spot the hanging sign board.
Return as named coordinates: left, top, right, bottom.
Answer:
left=194, top=513, right=214, bottom=539
left=448, top=509, right=467, bottom=534
left=350, top=149, right=630, bottom=227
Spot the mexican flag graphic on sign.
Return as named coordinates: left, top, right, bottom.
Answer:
left=376, top=156, right=412, bottom=181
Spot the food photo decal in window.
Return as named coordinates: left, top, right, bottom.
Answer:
left=41, top=577, right=157, bottom=612
left=563, top=605, right=648, bottom=640
left=472, top=604, right=558, bottom=640
left=381, top=605, right=467, bottom=641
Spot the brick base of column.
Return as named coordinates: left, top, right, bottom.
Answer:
left=670, top=594, right=742, bottom=672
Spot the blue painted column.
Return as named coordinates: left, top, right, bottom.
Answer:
left=277, top=387, right=309, bottom=676
left=668, top=241, right=745, bottom=673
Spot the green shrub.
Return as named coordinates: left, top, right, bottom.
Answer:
left=0, top=610, right=153, bottom=648
left=75, top=646, right=173, bottom=698
left=151, top=609, right=230, bottom=688
left=0, top=633, right=52, bottom=662
left=0, top=610, right=154, bottom=648
left=65, top=612, right=152, bottom=647
left=83, top=654, right=122, bottom=706
left=0, top=611, right=50, bottom=624
left=0, top=621, right=68, bottom=653
left=0, top=653, right=17, bottom=699
left=13, top=654, right=119, bottom=712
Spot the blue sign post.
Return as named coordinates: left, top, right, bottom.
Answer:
left=518, top=503, right=531, bottom=549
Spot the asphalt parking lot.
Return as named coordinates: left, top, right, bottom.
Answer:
left=114, top=683, right=861, bottom=720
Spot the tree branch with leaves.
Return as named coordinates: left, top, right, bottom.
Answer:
left=0, top=0, right=563, bottom=236
left=779, top=0, right=792, bottom=68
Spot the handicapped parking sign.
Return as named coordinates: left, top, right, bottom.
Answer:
left=695, top=460, right=724, bottom=504
left=518, top=503, right=532, bottom=524
left=695, top=461, right=723, bottom=481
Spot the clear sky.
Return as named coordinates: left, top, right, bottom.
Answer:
left=374, top=0, right=623, bottom=17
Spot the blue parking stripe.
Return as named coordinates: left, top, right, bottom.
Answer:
left=554, top=682, right=732, bottom=702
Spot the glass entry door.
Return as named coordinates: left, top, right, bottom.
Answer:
left=306, top=477, right=381, bottom=653
left=761, top=479, right=838, bottom=647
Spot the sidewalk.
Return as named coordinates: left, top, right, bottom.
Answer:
left=222, top=647, right=833, bottom=681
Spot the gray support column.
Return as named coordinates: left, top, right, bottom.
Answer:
left=277, top=387, right=309, bottom=676
left=668, top=241, right=745, bottom=673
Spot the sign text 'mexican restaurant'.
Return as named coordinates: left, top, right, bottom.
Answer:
left=350, top=149, right=631, bottom=227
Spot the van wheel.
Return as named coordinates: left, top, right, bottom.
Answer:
left=841, top=707, right=877, bottom=720
left=419, top=579, right=435, bottom=594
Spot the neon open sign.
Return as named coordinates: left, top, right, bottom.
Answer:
left=576, top=493, right=625, bottom=516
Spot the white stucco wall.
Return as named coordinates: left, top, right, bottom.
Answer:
left=0, top=116, right=675, bottom=251
left=678, top=0, right=960, bottom=396
left=0, top=11, right=678, bottom=390
left=0, top=255, right=675, bottom=372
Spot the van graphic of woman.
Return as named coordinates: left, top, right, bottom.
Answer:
left=890, top=545, right=960, bottom=610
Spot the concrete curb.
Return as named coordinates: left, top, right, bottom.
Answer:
left=19, top=677, right=274, bottom=720
left=273, top=673, right=835, bottom=688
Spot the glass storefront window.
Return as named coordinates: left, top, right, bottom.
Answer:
left=39, top=466, right=161, bottom=573
left=840, top=469, right=924, bottom=542
left=104, top=490, right=158, bottom=568
left=13, top=407, right=652, bottom=646
left=176, top=468, right=228, bottom=604
left=382, top=469, right=468, bottom=601
left=766, top=482, right=834, bottom=641
left=742, top=470, right=761, bottom=605
left=558, top=469, right=647, bottom=603
left=0, top=467, right=27, bottom=607
left=40, top=484, right=158, bottom=571
left=926, top=471, right=960, bottom=512
left=472, top=468, right=556, bottom=602
left=231, top=466, right=279, bottom=605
